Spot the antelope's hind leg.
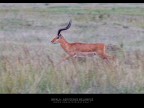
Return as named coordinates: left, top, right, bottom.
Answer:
left=100, top=54, right=116, bottom=65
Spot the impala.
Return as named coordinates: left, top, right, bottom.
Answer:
left=51, top=20, right=114, bottom=64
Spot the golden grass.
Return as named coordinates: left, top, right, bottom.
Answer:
left=0, top=44, right=144, bottom=93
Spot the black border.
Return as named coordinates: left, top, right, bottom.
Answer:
left=0, top=94, right=143, bottom=104
left=1, top=1, right=144, bottom=3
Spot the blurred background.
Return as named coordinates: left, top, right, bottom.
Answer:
left=0, top=3, right=144, bottom=93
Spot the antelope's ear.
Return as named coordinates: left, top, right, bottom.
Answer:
left=59, top=36, right=63, bottom=39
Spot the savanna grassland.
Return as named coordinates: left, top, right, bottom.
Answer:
left=0, top=3, right=144, bottom=93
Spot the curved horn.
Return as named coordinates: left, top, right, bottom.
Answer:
left=57, top=20, right=72, bottom=37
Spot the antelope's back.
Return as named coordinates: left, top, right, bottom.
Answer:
left=71, top=43, right=105, bottom=52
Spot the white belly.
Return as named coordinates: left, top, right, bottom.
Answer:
left=74, top=52, right=98, bottom=57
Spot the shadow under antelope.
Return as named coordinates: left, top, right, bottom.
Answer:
left=51, top=20, right=115, bottom=64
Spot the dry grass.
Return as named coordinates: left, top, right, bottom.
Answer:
left=0, top=43, right=144, bottom=93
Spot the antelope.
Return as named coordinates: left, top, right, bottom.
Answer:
left=51, top=20, right=114, bottom=64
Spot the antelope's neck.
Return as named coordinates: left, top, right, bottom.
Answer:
left=60, top=38, right=71, bottom=53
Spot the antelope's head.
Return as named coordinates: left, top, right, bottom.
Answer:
left=51, top=20, right=72, bottom=44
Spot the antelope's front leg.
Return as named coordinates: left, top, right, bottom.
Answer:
left=58, top=53, right=76, bottom=64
